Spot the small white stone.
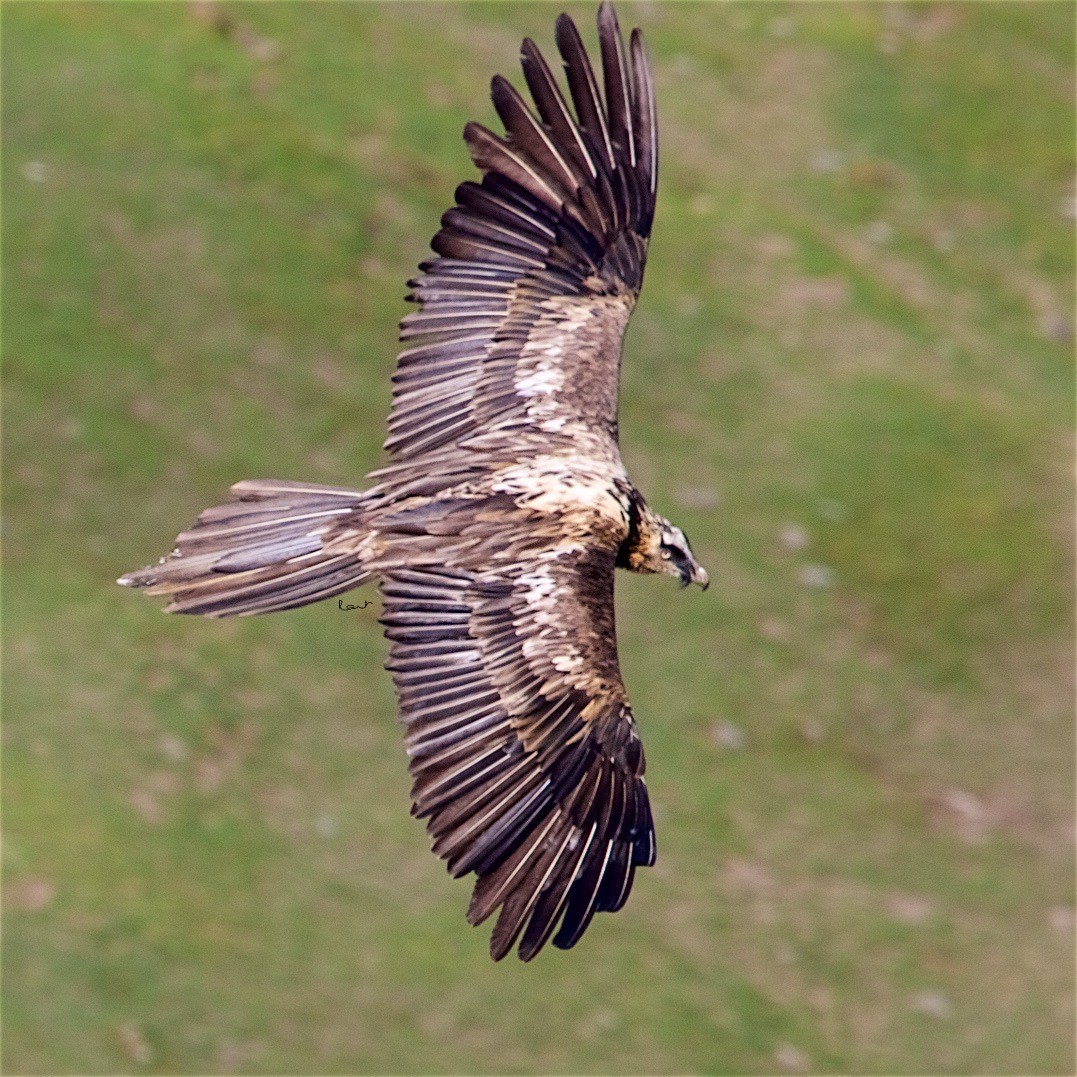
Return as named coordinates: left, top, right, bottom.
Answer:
left=886, top=891, right=937, bottom=925
left=1041, top=312, right=1074, bottom=344
left=867, top=219, right=893, bottom=245
left=912, top=989, right=952, bottom=1019
left=779, top=523, right=810, bottom=552
left=775, top=1043, right=809, bottom=1072
left=711, top=721, right=746, bottom=750
left=117, top=1022, right=154, bottom=1065
left=811, top=148, right=846, bottom=175
left=23, top=160, right=50, bottom=183
left=1048, top=906, right=1075, bottom=933
left=935, top=787, right=993, bottom=843
left=158, top=733, right=188, bottom=762
left=799, top=563, right=835, bottom=589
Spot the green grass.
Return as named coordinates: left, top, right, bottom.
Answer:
left=3, top=2, right=1074, bottom=1073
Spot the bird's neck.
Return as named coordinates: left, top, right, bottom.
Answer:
left=616, top=487, right=660, bottom=574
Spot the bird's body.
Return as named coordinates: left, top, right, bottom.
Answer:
left=121, top=3, right=707, bottom=961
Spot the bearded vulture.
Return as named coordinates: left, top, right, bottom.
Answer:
left=121, top=2, right=708, bottom=961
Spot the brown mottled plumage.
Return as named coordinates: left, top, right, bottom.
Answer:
left=120, top=3, right=708, bottom=961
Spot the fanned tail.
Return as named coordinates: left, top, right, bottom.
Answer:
left=119, top=479, right=374, bottom=617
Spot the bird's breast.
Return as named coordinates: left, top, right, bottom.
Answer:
left=489, top=456, right=631, bottom=546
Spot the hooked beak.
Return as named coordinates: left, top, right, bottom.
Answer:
left=679, top=557, right=710, bottom=591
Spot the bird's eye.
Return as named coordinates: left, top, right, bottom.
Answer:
left=660, top=542, right=683, bottom=563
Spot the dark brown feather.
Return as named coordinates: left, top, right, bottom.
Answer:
left=376, top=505, right=655, bottom=959
left=371, top=2, right=658, bottom=490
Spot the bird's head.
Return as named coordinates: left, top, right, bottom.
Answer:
left=627, top=505, right=709, bottom=590
left=657, top=518, right=709, bottom=590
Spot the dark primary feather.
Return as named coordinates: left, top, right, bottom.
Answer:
left=379, top=540, right=655, bottom=962
left=372, top=1, right=657, bottom=487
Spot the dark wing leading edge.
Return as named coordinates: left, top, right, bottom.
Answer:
left=380, top=538, right=655, bottom=961
left=376, top=3, right=657, bottom=474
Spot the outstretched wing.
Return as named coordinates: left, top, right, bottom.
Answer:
left=380, top=542, right=655, bottom=961
left=379, top=3, right=657, bottom=470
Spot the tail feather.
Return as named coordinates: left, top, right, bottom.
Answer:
left=119, top=480, right=374, bottom=617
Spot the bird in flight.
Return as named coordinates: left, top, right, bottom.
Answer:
left=121, top=2, right=708, bottom=961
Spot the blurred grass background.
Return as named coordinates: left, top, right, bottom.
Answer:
left=3, top=2, right=1074, bottom=1073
